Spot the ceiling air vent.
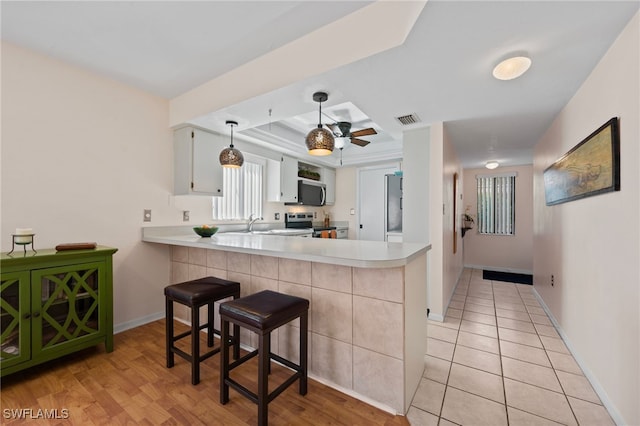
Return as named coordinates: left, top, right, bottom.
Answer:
left=395, top=114, right=420, bottom=125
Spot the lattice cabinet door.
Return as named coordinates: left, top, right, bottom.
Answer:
left=0, top=271, right=30, bottom=368
left=31, top=262, right=106, bottom=357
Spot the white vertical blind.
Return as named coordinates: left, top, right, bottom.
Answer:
left=213, top=161, right=263, bottom=220
left=477, top=174, right=515, bottom=235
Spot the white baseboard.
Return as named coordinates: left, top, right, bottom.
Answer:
left=428, top=312, right=444, bottom=322
left=308, top=373, right=399, bottom=415
left=531, top=288, right=624, bottom=426
left=114, top=312, right=164, bottom=334
left=464, top=263, right=533, bottom=276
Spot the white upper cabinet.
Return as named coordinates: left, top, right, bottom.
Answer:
left=174, top=127, right=225, bottom=196
left=266, top=155, right=298, bottom=203
left=322, top=167, right=336, bottom=205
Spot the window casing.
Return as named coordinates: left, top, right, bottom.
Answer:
left=212, top=155, right=263, bottom=221
left=476, top=173, right=516, bottom=235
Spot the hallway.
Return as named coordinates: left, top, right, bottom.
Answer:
left=407, top=268, right=614, bottom=425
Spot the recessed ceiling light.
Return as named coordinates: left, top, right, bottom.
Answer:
left=486, top=161, right=499, bottom=169
left=492, top=56, right=531, bottom=80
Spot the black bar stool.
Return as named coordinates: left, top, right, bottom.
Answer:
left=219, top=290, right=309, bottom=426
left=164, top=276, right=240, bottom=385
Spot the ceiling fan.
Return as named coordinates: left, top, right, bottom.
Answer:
left=324, top=121, right=377, bottom=147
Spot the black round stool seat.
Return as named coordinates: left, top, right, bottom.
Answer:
left=219, top=290, right=309, bottom=426
left=165, top=276, right=240, bottom=385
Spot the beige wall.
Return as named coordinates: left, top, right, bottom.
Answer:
left=533, top=12, right=639, bottom=426
left=462, top=164, right=534, bottom=273
left=1, top=42, right=175, bottom=330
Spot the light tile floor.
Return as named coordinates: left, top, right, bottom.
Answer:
left=407, top=268, right=615, bottom=426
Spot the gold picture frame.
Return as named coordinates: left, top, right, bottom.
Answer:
left=543, top=117, right=620, bottom=206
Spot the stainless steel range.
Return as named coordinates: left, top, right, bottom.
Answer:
left=283, top=213, right=314, bottom=237
left=285, top=212, right=338, bottom=238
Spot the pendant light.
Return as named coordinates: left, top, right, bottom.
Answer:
left=219, top=120, right=244, bottom=168
left=305, top=91, right=334, bottom=156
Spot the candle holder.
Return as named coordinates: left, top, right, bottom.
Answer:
left=8, top=233, right=37, bottom=255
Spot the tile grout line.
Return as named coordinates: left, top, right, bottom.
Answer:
left=529, top=289, right=582, bottom=426
left=437, top=270, right=471, bottom=425
left=492, top=280, right=510, bottom=426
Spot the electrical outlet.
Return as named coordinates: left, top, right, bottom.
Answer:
left=551, top=274, right=555, bottom=287
left=143, top=209, right=152, bottom=222
left=314, top=212, right=317, bottom=219
left=183, top=211, right=190, bottom=222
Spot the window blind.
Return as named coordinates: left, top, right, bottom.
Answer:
left=213, top=161, right=263, bottom=220
left=476, top=174, right=515, bottom=235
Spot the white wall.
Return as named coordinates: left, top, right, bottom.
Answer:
left=403, top=126, right=433, bottom=315
left=1, top=42, right=176, bottom=330
left=462, top=164, right=534, bottom=274
left=403, top=124, right=462, bottom=320
left=329, top=166, right=358, bottom=239
left=533, top=12, right=639, bottom=426
left=442, top=126, right=464, bottom=314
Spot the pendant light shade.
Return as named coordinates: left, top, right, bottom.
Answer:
left=305, top=92, right=334, bottom=156
left=220, top=120, right=244, bottom=168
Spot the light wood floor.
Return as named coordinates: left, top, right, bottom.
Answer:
left=1, top=319, right=409, bottom=425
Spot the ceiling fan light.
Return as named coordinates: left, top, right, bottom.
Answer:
left=305, top=126, right=335, bottom=156
left=334, top=137, right=348, bottom=149
left=492, top=56, right=531, bottom=80
left=485, top=161, right=499, bottom=169
left=220, top=120, right=244, bottom=168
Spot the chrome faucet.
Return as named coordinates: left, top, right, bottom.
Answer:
left=247, top=213, right=262, bottom=232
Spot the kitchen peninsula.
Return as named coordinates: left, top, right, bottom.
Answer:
left=142, top=227, right=430, bottom=414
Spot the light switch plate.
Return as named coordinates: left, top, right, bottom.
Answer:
left=183, top=211, right=190, bottom=222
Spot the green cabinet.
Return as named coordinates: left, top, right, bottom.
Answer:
left=0, top=246, right=117, bottom=377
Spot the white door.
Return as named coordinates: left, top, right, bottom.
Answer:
left=358, top=165, right=398, bottom=241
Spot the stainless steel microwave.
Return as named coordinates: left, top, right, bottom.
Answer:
left=286, top=180, right=326, bottom=206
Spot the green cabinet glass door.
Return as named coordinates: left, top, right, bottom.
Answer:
left=31, top=262, right=105, bottom=358
left=0, top=271, right=31, bottom=368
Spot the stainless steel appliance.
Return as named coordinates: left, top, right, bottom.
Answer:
left=284, top=212, right=314, bottom=237
left=385, top=174, right=403, bottom=239
left=285, top=212, right=340, bottom=238
left=285, top=180, right=326, bottom=206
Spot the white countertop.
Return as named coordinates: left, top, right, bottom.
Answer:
left=142, top=227, right=430, bottom=268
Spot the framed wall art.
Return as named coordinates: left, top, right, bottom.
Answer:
left=543, top=117, right=620, bottom=206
